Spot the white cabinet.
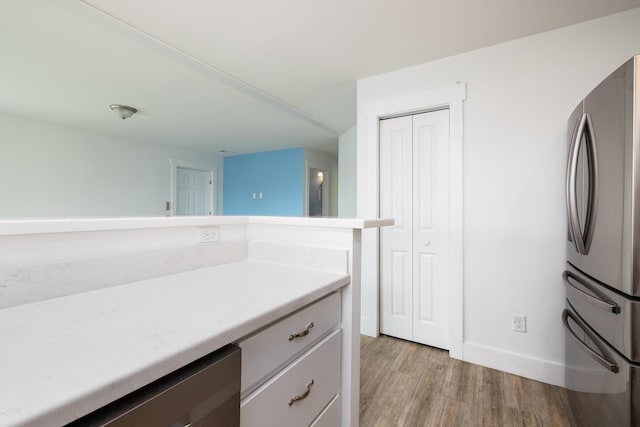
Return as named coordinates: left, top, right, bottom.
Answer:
left=239, top=293, right=342, bottom=426
left=310, top=394, right=341, bottom=427
left=241, top=331, right=340, bottom=427
left=239, top=292, right=340, bottom=397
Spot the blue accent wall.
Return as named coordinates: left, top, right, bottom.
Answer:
left=223, top=147, right=304, bottom=216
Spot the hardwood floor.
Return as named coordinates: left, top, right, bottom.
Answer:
left=360, top=335, right=576, bottom=427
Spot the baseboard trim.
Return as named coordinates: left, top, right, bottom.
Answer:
left=462, top=342, right=565, bottom=387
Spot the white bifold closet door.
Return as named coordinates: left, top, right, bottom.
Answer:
left=380, top=109, right=450, bottom=349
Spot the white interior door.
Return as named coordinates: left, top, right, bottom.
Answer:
left=412, top=110, right=450, bottom=349
left=380, top=116, right=413, bottom=340
left=380, top=109, right=450, bottom=349
left=176, top=167, right=211, bottom=216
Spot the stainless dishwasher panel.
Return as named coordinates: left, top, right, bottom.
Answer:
left=564, top=262, right=640, bottom=362
left=563, top=303, right=638, bottom=427
left=66, top=344, right=240, bottom=427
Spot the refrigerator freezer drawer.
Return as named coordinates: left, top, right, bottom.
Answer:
left=563, top=303, right=638, bottom=427
left=564, top=263, right=640, bottom=362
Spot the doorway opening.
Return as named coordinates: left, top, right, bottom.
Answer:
left=305, top=164, right=330, bottom=217
left=308, top=168, right=325, bottom=216
left=170, top=159, right=215, bottom=216
left=379, top=109, right=451, bottom=349
left=359, top=82, right=465, bottom=358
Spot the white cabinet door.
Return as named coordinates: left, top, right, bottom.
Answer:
left=380, top=109, right=450, bottom=349
left=239, top=292, right=340, bottom=397
left=241, top=331, right=340, bottom=427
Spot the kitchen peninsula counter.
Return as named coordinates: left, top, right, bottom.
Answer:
left=0, top=260, right=350, bottom=427
left=0, top=215, right=392, bottom=426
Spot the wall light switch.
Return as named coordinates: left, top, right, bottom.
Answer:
left=259, top=192, right=263, bottom=199
left=252, top=193, right=256, bottom=199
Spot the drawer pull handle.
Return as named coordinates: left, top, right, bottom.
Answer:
left=288, top=322, right=314, bottom=341
left=288, top=379, right=315, bottom=406
left=562, top=271, right=620, bottom=314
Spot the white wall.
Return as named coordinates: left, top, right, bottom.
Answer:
left=304, top=147, right=339, bottom=216
left=338, top=126, right=357, bottom=218
left=1, top=113, right=223, bottom=218
left=357, top=8, right=640, bottom=386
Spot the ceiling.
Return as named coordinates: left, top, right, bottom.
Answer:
left=2, top=0, right=638, bottom=156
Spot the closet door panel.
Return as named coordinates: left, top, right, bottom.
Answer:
left=380, top=115, right=413, bottom=340
left=412, top=110, right=450, bottom=349
left=380, top=109, right=451, bottom=349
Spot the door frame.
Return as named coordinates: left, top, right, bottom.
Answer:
left=303, top=160, right=330, bottom=217
left=358, top=82, right=465, bottom=359
left=170, top=158, right=216, bottom=216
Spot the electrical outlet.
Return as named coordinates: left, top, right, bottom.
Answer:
left=198, top=227, right=220, bottom=243
left=512, top=314, right=526, bottom=333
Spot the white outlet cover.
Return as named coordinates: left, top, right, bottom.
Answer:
left=512, top=314, right=526, bottom=333
left=198, top=227, right=220, bottom=243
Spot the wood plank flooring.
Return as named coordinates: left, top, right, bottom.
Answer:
left=360, top=335, right=576, bottom=427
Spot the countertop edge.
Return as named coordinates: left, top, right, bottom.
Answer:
left=0, top=216, right=393, bottom=236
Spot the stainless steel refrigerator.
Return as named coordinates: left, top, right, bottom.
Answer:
left=563, top=54, right=640, bottom=426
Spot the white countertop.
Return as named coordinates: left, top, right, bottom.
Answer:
left=0, top=216, right=394, bottom=236
left=0, top=260, right=350, bottom=427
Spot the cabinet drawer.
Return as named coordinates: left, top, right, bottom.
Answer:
left=240, top=330, right=340, bottom=427
left=310, top=394, right=340, bottom=427
left=239, top=292, right=340, bottom=395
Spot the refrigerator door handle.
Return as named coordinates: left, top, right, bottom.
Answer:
left=562, top=309, right=619, bottom=373
left=562, top=271, right=621, bottom=314
left=566, top=114, right=585, bottom=253
left=582, top=113, right=598, bottom=253
left=566, top=112, right=598, bottom=255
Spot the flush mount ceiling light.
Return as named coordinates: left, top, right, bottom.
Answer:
left=109, top=104, right=137, bottom=120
